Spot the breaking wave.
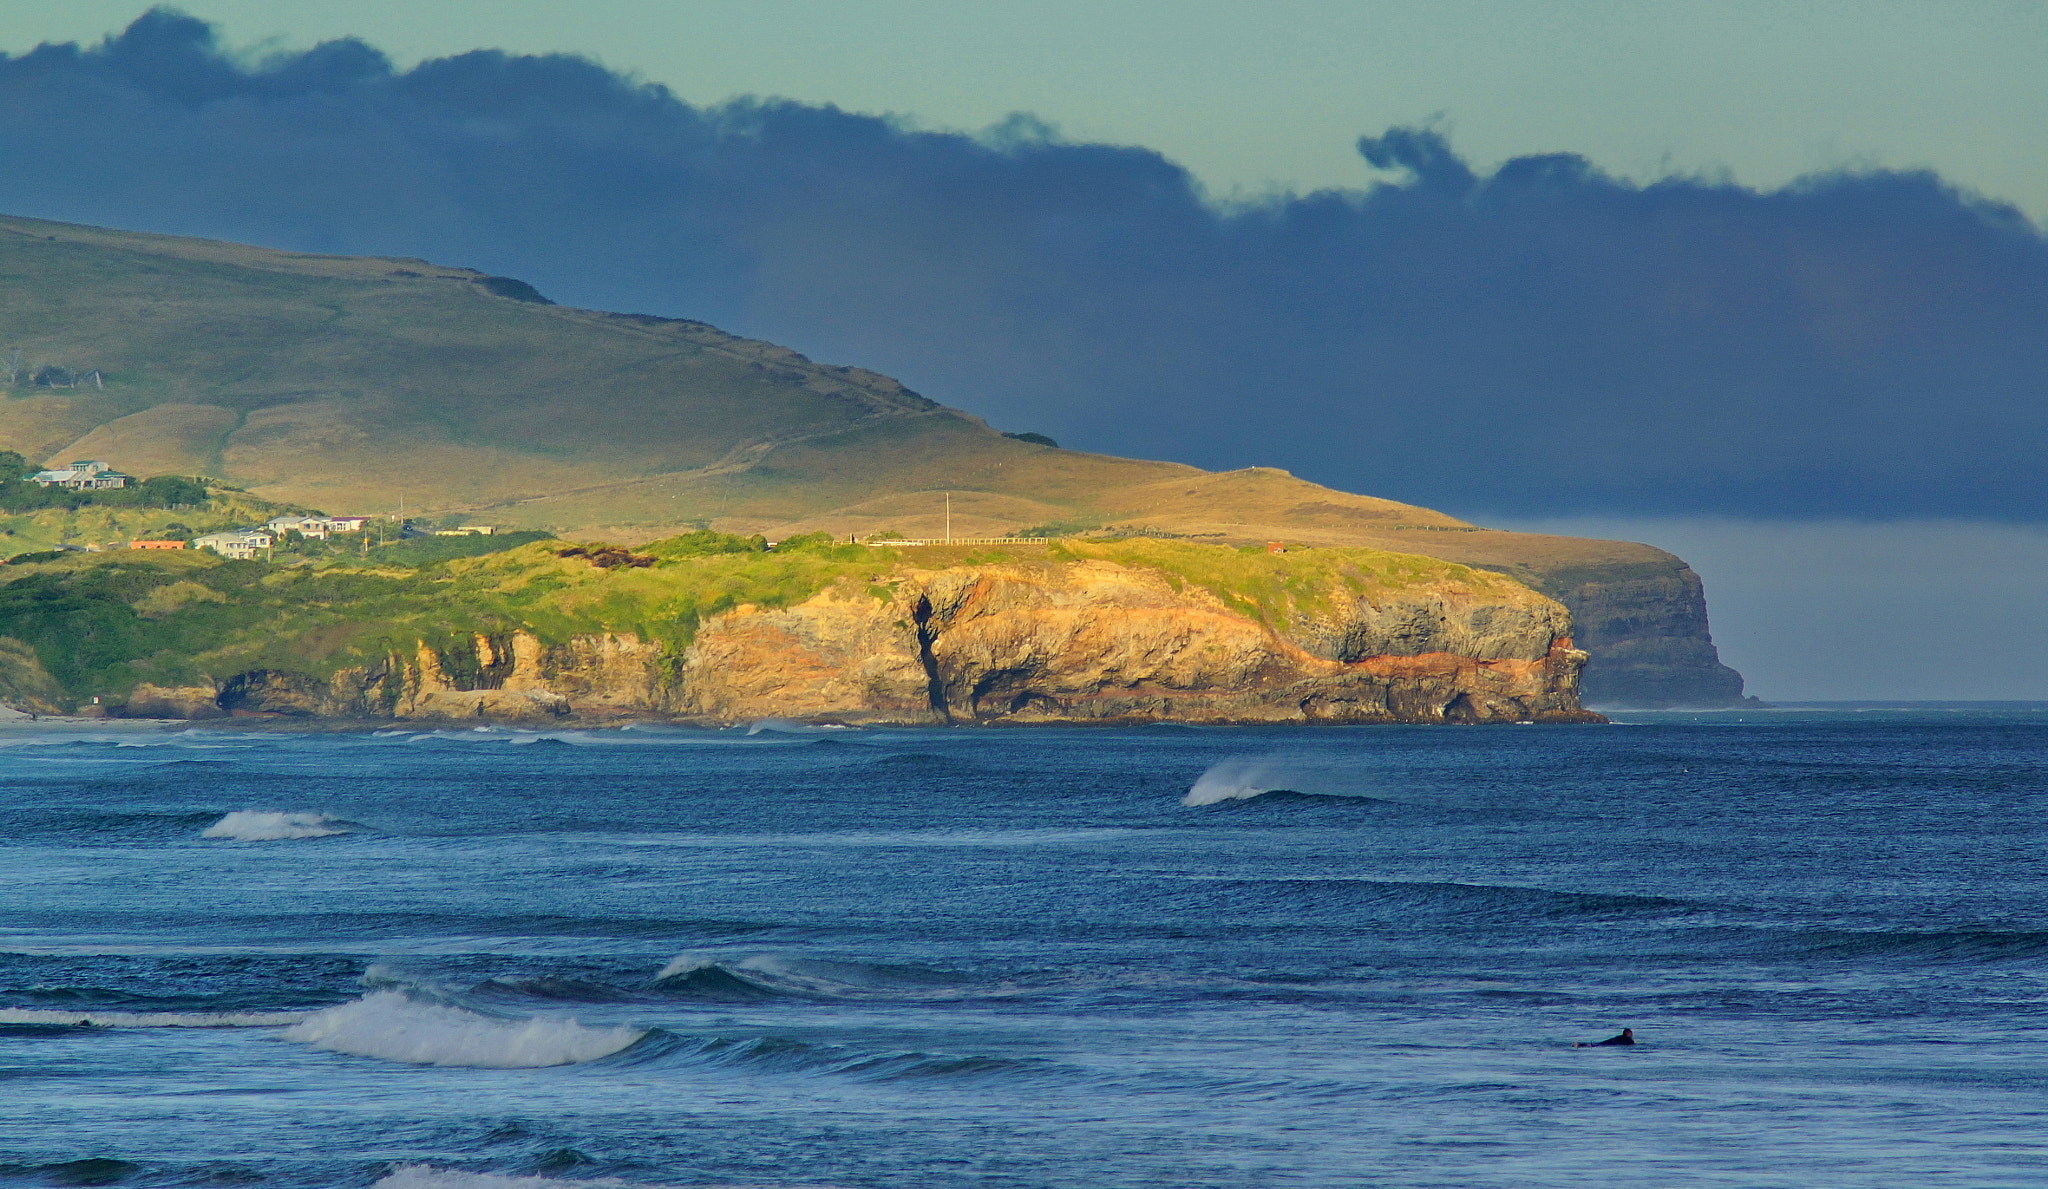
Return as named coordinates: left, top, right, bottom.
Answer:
left=281, top=991, right=646, bottom=1067
left=202, top=809, right=355, bottom=841
left=653, top=953, right=974, bottom=1001
left=1185, top=756, right=1335, bottom=805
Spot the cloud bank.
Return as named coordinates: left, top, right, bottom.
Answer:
left=4, top=10, right=2045, bottom=520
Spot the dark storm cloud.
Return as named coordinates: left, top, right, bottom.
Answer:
left=5, top=9, right=2045, bottom=519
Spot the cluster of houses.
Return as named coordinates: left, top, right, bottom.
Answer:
left=28, top=460, right=132, bottom=490
left=13, top=459, right=498, bottom=556
left=263, top=514, right=371, bottom=539
left=176, top=515, right=373, bottom=558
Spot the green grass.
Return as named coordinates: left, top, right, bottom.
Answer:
left=343, top=530, right=553, bottom=567
left=1053, top=538, right=1541, bottom=633
left=0, top=527, right=908, bottom=709
left=0, top=214, right=958, bottom=520
left=0, top=528, right=1562, bottom=713
left=0, top=485, right=291, bottom=557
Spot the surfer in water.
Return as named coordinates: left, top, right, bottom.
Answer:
left=1575, top=1028, right=1633, bottom=1047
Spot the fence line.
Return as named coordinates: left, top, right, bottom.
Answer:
left=859, top=537, right=1051, bottom=547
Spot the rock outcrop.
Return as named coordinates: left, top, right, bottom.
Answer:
left=141, top=557, right=1598, bottom=726
left=1530, top=557, right=1749, bottom=708
left=0, top=638, right=66, bottom=716
left=1333, top=529, right=1753, bottom=708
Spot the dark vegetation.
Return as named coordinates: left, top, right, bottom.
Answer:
left=476, top=275, right=553, bottom=304
left=362, top=530, right=551, bottom=566
left=0, top=451, right=210, bottom=512
left=556, top=544, right=656, bottom=569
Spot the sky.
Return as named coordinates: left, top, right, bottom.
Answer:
left=13, top=1, right=2048, bottom=222
left=3, top=4, right=2046, bottom=700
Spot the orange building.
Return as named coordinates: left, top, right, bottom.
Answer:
left=130, top=539, right=186, bottom=550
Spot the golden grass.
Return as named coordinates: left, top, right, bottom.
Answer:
left=0, top=213, right=1684, bottom=596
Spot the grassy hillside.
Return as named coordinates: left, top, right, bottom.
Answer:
left=0, top=531, right=1535, bottom=713
left=0, top=213, right=1464, bottom=542
left=0, top=213, right=1750, bottom=705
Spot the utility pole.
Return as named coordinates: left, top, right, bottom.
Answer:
left=946, top=491, right=952, bottom=543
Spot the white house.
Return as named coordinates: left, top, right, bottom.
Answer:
left=265, top=515, right=328, bottom=539
left=265, top=514, right=371, bottom=539
left=28, top=460, right=131, bottom=490
left=192, top=529, right=274, bottom=559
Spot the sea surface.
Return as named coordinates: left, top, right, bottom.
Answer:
left=3, top=708, right=2046, bottom=1188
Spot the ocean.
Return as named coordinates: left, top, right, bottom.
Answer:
left=3, top=709, right=2045, bottom=1188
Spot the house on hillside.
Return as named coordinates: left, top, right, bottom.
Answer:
left=191, top=529, right=273, bottom=560
left=432, top=525, right=497, bottom=537
left=265, top=514, right=328, bottom=539
left=28, top=460, right=131, bottom=490
left=265, top=514, right=371, bottom=539
left=130, top=539, right=186, bottom=551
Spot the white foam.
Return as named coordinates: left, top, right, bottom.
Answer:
left=281, top=991, right=645, bottom=1067
left=0, top=1007, right=304, bottom=1027
left=654, top=952, right=983, bottom=1000
left=201, top=809, right=352, bottom=841
left=655, top=954, right=718, bottom=982
left=1184, top=756, right=1298, bottom=805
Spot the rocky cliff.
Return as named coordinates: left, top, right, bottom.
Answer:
left=1521, top=556, right=1749, bottom=708
left=97, top=551, right=1599, bottom=726
left=1281, top=526, right=1751, bottom=708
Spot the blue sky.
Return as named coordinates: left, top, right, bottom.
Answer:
left=6, top=4, right=2046, bottom=699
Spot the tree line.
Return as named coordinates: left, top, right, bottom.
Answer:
left=0, top=451, right=211, bottom=512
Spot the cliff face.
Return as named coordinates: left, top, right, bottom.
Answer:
left=139, top=557, right=1598, bottom=726
left=1518, top=558, right=1748, bottom=709
left=1311, top=528, right=1749, bottom=709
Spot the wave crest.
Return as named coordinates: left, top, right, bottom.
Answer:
left=653, top=953, right=969, bottom=1001
left=281, top=991, right=644, bottom=1067
left=1184, top=757, right=1306, bottom=805
left=201, top=809, right=353, bottom=841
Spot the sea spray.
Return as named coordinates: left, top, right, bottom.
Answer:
left=1181, top=755, right=1394, bottom=806
left=654, top=952, right=978, bottom=1001
left=201, top=810, right=352, bottom=840
left=281, top=991, right=645, bottom=1067
left=1183, top=756, right=1305, bottom=805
